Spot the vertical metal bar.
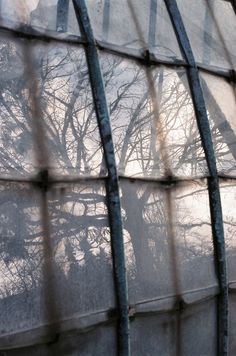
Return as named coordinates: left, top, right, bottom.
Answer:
left=164, top=1, right=228, bottom=355
left=148, top=0, right=158, bottom=47
left=102, top=0, right=110, bottom=42
left=72, top=1, right=130, bottom=355
left=57, top=0, right=69, bottom=32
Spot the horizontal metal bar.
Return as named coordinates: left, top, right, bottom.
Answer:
left=1, top=173, right=236, bottom=187
left=118, top=174, right=208, bottom=185
left=97, top=40, right=234, bottom=80
left=0, top=22, right=85, bottom=45
left=0, top=22, right=233, bottom=81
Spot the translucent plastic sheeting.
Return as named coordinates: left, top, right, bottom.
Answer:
left=0, top=181, right=115, bottom=339
left=130, top=299, right=217, bottom=356
left=100, top=53, right=208, bottom=178
left=0, top=33, right=105, bottom=179
left=87, top=0, right=183, bottom=63
left=220, top=179, right=236, bottom=283
left=200, top=71, right=236, bottom=176
left=120, top=179, right=217, bottom=305
left=2, top=324, right=117, bottom=356
left=177, top=0, right=236, bottom=70
left=0, top=0, right=80, bottom=36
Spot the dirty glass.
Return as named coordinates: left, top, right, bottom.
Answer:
left=121, top=179, right=217, bottom=304
left=1, top=324, right=117, bottom=355
left=0, top=0, right=80, bottom=36
left=177, top=0, right=236, bottom=70
left=220, top=179, right=236, bottom=282
left=0, top=33, right=105, bottom=178
left=0, top=0, right=235, bottom=354
left=87, top=0, right=183, bottom=63
left=0, top=181, right=114, bottom=341
left=130, top=299, right=217, bottom=356
left=100, top=53, right=208, bottom=178
left=200, top=71, right=236, bottom=176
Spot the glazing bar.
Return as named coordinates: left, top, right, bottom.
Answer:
left=0, top=22, right=233, bottom=81
left=164, top=1, right=228, bottom=355
left=72, top=1, right=130, bottom=355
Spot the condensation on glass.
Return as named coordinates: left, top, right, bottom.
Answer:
left=0, top=0, right=235, bottom=355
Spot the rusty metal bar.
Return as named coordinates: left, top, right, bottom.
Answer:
left=72, top=1, right=130, bottom=355
left=164, top=1, right=228, bottom=355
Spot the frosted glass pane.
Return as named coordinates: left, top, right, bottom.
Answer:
left=121, top=179, right=216, bottom=304
left=0, top=35, right=36, bottom=178
left=174, top=181, right=217, bottom=292
left=0, top=182, right=42, bottom=336
left=0, top=181, right=114, bottom=339
left=100, top=53, right=208, bottom=178
left=0, top=0, right=80, bottom=36
left=220, top=179, right=236, bottom=283
left=200, top=71, right=236, bottom=176
left=87, top=0, right=183, bottom=62
left=130, top=299, right=217, bottom=356
left=0, top=34, right=105, bottom=178
left=33, top=43, right=105, bottom=177
left=121, top=179, right=175, bottom=302
left=2, top=324, right=117, bottom=355
left=48, top=181, right=115, bottom=317
left=177, top=0, right=236, bottom=70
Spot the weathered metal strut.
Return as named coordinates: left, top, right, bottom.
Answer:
left=72, top=1, right=130, bottom=355
left=164, top=1, right=228, bottom=355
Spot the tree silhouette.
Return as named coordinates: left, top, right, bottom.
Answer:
left=0, top=23, right=235, bottom=339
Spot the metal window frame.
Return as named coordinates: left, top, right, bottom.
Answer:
left=0, top=0, right=233, bottom=354
left=72, top=1, right=130, bottom=355
left=164, top=1, right=228, bottom=355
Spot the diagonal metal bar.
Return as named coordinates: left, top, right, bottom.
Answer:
left=72, top=1, right=130, bottom=355
left=164, top=1, right=228, bottom=355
